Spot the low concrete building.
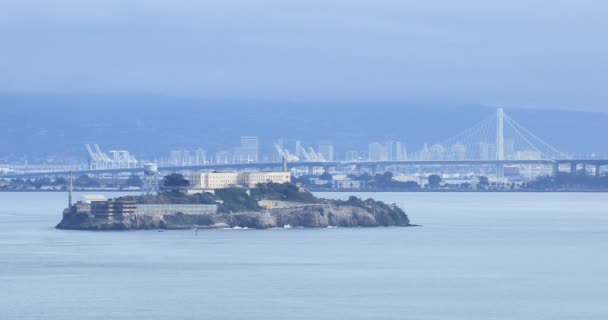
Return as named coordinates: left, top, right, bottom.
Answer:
left=190, top=172, right=240, bottom=190
left=333, top=179, right=362, bottom=190
left=91, top=199, right=137, bottom=220
left=242, top=172, right=291, bottom=187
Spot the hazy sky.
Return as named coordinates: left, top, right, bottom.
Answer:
left=1, top=0, right=607, bottom=111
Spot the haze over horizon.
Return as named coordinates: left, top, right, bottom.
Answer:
left=1, top=0, right=607, bottom=112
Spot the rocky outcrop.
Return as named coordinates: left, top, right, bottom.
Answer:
left=56, top=201, right=410, bottom=230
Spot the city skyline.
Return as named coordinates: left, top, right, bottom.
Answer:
left=3, top=2, right=608, bottom=319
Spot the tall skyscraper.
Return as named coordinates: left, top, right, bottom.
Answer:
left=295, top=140, right=302, bottom=159
left=215, top=151, right=230, bottom=164
left=240, top=136, right=259, bottom=150
left=429, top=144, right=445, bottom=160
left=385, top=141, right=405, bottom=161
left=194, top=149, right=207, bottom=165
left=169, top=149, right=192, bottom=166
left=234, top=136, right=259, bottom=163
left=450, top=143, right=467, bottom=160
left=504, top=139, right=515, bottom=160
left=476, top=142, right=495, bottom=160
left=318, top=143, right=335, bottom=161
left=345, top=150, right=359, bottom=161
left=368, top=142, right=388, bottom=161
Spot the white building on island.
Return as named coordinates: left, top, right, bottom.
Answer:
left=189, top=171, right=291, bottom=190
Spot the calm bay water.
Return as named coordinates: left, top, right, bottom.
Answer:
left=1, top=192, right=608, bottom=320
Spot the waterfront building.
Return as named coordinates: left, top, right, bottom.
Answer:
left=333, top=179, right=362, bottom=190
left=91, top=199, right=137, bottom=220
left=392, top=175, right=418, bottom=183
left=78, top=199, right=218, bottom=221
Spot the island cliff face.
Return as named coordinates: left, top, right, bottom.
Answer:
left=57, top=201, right=410, bottom=230
left=56, top=183, right=411, bottom=230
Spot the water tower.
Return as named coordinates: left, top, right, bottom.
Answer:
left=143, top=163, right=160, bottom=195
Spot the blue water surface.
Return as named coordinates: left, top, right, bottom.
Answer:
left=1, top=192, right=607, bottom=320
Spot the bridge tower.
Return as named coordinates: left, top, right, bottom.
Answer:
left=496, top=108, right=505, bottom=178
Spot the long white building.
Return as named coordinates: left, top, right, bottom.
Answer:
left=190, top=172, right=291, bottom=190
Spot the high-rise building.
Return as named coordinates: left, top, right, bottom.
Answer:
left=295, top=140, right=302, bottom=159
left=429, top=144, right=445, bottom=160
left=450, top=143, right=467, bottom=160
left=516, top=150, right=542, bottom=160
left=476, top=142, right=496, bottom=160
left=345, top=150, right=359, bottom=161
left=240, top=136, right=259, bottom=150
left=234, top=136, right=259, bottom=163
left=418, top=143, right=431, bottom=161
left=318, top=143, right=334, bottom=161
left=169, top=149, right=192, bottom=166
left=368, top=142, right=388, bottom=161
left=488, top=144, right=497, bottom=160
left=385, top=141, right=405, bottom=161
left=193, top=149, right=207, bottom=165
left=504, top=139, right=515, bottom=160
left=215, top=151, right=230, bottom=164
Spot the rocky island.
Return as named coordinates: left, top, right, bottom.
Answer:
left=57, top=183, right=411, bottom=230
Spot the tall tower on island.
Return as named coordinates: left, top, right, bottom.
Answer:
left=68, top=170, right=73, bottom=209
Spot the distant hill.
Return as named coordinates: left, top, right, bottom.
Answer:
left=1, top=94, right=606, bottom=163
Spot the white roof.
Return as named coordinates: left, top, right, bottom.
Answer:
left=80, top=195, right=107, bottom=203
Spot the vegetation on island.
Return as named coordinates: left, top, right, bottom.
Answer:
left=215, top=183, right=318, bottom=213
left=117, top=191, right=218, bottom=205
left=215, top=188, right=262, bottom=213
left=250, top=182, right=318, bottom=203
left=162, top=173, right=189, bottom=188
left=114, top=181, right=320, bottom=214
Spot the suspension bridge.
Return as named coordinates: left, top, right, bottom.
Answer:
left=2, top=108, right=606, bottom=179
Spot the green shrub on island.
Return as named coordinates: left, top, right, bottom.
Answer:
left=117, top=191, right=217, bottom=205
left=215, top=188, right=262, bottom=213
left=114, top=182, right=404, bottom=216
left=250, top=182, right=319, bottom=203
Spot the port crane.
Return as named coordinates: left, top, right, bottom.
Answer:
left=273, top=143, right=299, bottom=162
